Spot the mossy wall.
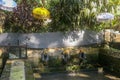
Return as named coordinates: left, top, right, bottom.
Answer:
left=99, top=48, right=120, bottom=77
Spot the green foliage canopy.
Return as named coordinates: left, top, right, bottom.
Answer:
left=2, top=0, right=120, bottom=32
left=50, top=0, right=120, bottom=32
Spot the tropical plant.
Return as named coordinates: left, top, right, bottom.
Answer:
left=2, top=0, right=120, bottom=32
left=3, top=0, right=50, bottom=33
left=49, top=0, right=120, bottom=32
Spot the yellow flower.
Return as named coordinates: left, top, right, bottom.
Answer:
left=32, top=7, right=50, bottom=19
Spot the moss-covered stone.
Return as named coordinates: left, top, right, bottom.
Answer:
left=25, top=61, right=35, bottom=80
left=10, top=61, right=25, bottom=80
left=0, top=60, right=35, bottom=80
left=99, top=48, right=120, bottom=77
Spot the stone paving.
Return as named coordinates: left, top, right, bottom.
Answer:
left=34, top=71, right=120, bottom=80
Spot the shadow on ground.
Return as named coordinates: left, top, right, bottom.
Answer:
left=34, top=71, right=120, bottom=80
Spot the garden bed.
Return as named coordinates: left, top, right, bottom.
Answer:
left=30, top=47, right=99, bottom=73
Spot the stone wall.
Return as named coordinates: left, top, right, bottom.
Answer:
left=105, top=29, right=120, bottom=42
left=0, top=30, right=119, bottom=49
left=0, top=31, right=103, bottom=48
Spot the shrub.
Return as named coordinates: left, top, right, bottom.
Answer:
left=99, top=48, right=120, bottom=77
left=66, top=65, right=80, bottom=72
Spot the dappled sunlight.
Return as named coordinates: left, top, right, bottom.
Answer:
left=77, top=73, right=90, bottom=78
left=33, top=73, right=42, bottom=79
left=0, top=49, right=3, bottom=56
left=37, top=71, right=117, bottom=80
left=0, top=32, right=103, bottom=48
left=105, top=74, right=120, bottom=80
left=68, top=73, right=90, bottom=78
left=63, top=31, right=84, bottom=46
left=48, top=48, right=56, bottom=53
left=29, top=35, right=40, bottom=44
left=48, top=42, right=59, bottom=48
